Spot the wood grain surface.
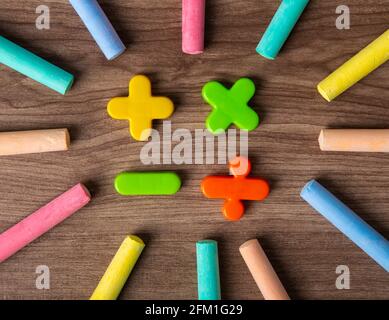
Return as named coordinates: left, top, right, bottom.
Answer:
left=0, top=0, right=388, bottom=300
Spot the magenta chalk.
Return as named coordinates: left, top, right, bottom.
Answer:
left=182, top=0, right=206, bottom=54
left=0, top=183, right=91, bottom=263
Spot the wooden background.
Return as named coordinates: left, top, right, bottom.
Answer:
left=0, top=0, right=388, bottom=300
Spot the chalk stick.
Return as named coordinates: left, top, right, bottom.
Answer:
left=319, top=129, right=389, bottom=152
left=318, top=29, right=389, bottom=101
left=301, top=180, right=389, bottom=272
left=256, top=0, right=309, bottom=60
left=90, top=235, right=145, bottom=300
left=0, top=36, right=74, bottom=94
left=239, top=239, right=290, bottom=300
left=69, top=0, right=126, bottom=60
left=0, top=129, right=70, bottom=156
left=182, top=0, right=206, bottom=54
left=0, top=183, right=91, bottom=263
left=196, top=240, right=221, bottom=300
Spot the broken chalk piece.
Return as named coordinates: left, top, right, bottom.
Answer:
left=0, top=35, right=74, bottom=94
left=196, top=240, right=221, bottom=300
left=256, top=0, right=310, bottom=60
left=90, top=235, right=145, bottom=300
left=0, top=129, right=70, bottom=156
left=115, top=172, right=181, bottom=196
left=182, top=0, right=206, bottom=54
left=202, top=78, right=259, bottom=134
left=201, top=156, right=270, bottom=221
left=107, top=75, right=174, bottom=141
left=69, top=0, right=126, bottom=60
left=318, top=29, right=389, bottom=101
left=0, top=183, right=91, bottom=263
left=301, top=180, right=389, bottom=272
left=239, top=239, right=290, bottom=300
left=319, top=129, right=389, bottom=152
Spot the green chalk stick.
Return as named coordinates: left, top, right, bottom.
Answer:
left=0, top=36, right=74, bottom=94
left=114, top=172, right=182, bottom=196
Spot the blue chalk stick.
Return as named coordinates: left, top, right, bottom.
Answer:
left=301, top=180, right=389, bottom=272
left=196, top=240, right=221, bottom=300
left=69, top=0, right=126, bottom=60
left=256, top=0, right=310, bottom=60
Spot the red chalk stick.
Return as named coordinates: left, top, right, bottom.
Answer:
left=0, top=183, right=91, bottom=263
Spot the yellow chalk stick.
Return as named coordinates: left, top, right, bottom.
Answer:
left=90, top=235, right=145, bottom=300
left=318, top=29, right=389, bottom=101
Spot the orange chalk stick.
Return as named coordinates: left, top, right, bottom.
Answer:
left=0, top=129, right=70, bottom=156
left=239, top=239, right=290, bottom=300
left=201, top=157, right=270, bottom=221
left=319, top=129, right=389, bottom=152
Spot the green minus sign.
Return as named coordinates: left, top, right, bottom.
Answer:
left=114, top=172, right=182, bottom=196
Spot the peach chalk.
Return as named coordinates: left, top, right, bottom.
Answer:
left=0, top=129, right=70, bottom=156
left=0, top=183, right=91, bottom=263
left=182, top=0, right=205, bottom=54
left=319, top=129, right=389, bottom=152
left=239, top=239, right=290, bottom=300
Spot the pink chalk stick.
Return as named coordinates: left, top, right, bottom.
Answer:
left=182, top=0, right=205, bottom=54
left=0, top=183, right=91, bottom=263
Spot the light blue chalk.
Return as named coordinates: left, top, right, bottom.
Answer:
left=256, top=0, right=310, bottom=60
left=69, top=0, right=126, bottom=60
left=196, top=240, right=221, bottom=300
left=301, top=180, right=389, bottom=272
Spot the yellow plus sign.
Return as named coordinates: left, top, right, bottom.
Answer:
left=107, top=75, right=174, bottom=141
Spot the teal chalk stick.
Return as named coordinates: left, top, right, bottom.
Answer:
left=196, top=240, right=221, bottom=300
left=0, top=36, right=74, bottom=94
left=256, top=0, right=310, bottom=60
